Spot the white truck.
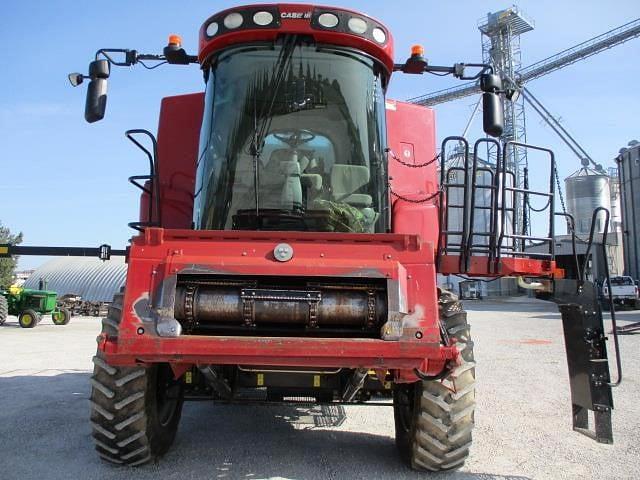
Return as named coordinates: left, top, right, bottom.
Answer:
left=602, top=275, right=640, bottom=310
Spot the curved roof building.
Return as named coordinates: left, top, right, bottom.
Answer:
left=24, top=257, right=127, bottom=302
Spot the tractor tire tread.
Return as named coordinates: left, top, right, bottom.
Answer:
left=395, top=290, right=475, bottom=473
left=90, top=291, right=182, bottom=466
left=18, top=308, right=40, bottom=328
left=0, top=295, right=8, bottom=325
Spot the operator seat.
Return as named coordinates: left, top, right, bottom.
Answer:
left=262, top=149, right=323, bottom=210
left=330, top=164, right=373, bottom=208
left=327, top=164, right=378, bottom=230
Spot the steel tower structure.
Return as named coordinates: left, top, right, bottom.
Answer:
left=409, top=17, right=640, bottom=107
left=477, top=8, right=534, bottom=238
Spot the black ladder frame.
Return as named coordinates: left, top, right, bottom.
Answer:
left=437, top=137, right=556, bottom=274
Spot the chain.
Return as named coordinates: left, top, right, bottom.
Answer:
left=553, top=163, right=590, bottom=243
left=389, top=186, right=441, bottom=204
left=386, top=148, right=440, bottom=168
left=554, top=163, right=567, bottom=215
left=554, top=162, right=576, bottom=235
left=386, top=148, right=441, bottom=203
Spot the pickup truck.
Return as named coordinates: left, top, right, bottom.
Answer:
left=601, top=275, right=640, bottom=310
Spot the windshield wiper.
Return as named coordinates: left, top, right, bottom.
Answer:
left=249, top=34, right=300, bottom=220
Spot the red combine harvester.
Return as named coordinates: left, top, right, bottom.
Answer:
left=3, top=3, right=621, bottom=471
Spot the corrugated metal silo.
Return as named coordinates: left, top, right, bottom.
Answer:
left=617, top=142, right=640, bottom=280
left=565, top=167, right=612, bottom=235
left=442, top=149, right=496, bottom=251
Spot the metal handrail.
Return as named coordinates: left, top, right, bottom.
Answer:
left=466, top=138, right=501, bottom=273
left=498, top=141, right=555, bottom=261
left=125, top=129, right=161, bottom=232
left=437, top=136, right=470, bottom=272
left=583, top=207, right=622, bottom=387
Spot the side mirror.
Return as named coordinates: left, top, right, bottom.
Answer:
left=68, top=73, right=84, bottom=87
left=482, top=92, right=504, bottom=137
left=84, top=60, right=110, bottom=123
left=480, top=73, right=504, bottom=137
left=85, top=78, right=108, bottom=123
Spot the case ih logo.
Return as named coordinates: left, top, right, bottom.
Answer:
left=281, top=11, right=312, bottom=19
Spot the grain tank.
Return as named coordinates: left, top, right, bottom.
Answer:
left=565, top=163, right=612, bottom=234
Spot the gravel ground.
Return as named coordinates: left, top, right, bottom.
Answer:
left=1, top=299, right=638, bottom=480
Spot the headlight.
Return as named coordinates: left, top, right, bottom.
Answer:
left=253, top=11, right=274, bottom=26
left=205, top=22, right=219, bottom=37
left=347, top=17, right=367, bottom=34
left=318, top=12, right=339, bottom=28
left=372, top=27, right=386, bottom=44
left=224, top=12, right=244, bottom=29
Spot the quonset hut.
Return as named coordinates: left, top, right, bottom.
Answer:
left=24, top=257, right=127, bottom=302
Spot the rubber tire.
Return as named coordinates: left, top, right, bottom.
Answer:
left=90, top=292, right=184, bottom=466
left=393, top=290, right=475, bottom=472
left=19, top=309, right=40, bottom=328
left=52, top=308, right=72, bottom=325
left=0, top=295, right=8, bottom=326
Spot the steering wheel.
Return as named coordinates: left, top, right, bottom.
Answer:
left=273, top=129, right=316, bottom=148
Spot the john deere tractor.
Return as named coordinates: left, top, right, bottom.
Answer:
left=0, top=285, right=71, bottom=328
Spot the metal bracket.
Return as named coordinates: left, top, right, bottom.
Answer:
left=241, top=291, right=256, bottom=327
left=366, top=290, right=377, bottom=330
left=554, top=280, right=614, bottom=444
left=183, top=285, right=197, bottom=332
left=240, top=288, right=322, bottom=329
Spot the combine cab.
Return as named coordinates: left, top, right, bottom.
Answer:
left=0, top=3, right=621, bottom=471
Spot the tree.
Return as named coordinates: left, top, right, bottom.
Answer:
left=0, top=222, right=23, bottom=288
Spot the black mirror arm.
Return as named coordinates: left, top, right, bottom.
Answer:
left=95, top=48, right=139, bottom=66
left=454, top=63, right=494, bottom=80
left=393, top=61, right=494, bottom=79
left=94, top=47, right=198, bottom=68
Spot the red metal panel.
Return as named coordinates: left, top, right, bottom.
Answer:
left=386, top=100, right=440, bottom=251
left=111, top=228, right=443, bottom=377
left=124, top=229, right=434, bottom=284
left=99, top=335, right=458, bottom=373
left=438, top=254, right=556, bottom=277
left=155, top=93, right=204, bottom=229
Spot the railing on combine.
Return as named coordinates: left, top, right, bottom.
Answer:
left=437, top=137, right=556, bottom=277
left=125, top=129, right=161, bottom=232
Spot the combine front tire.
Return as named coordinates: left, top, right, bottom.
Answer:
left=90, top=294, right=184, bottom=466
left=393, top=290, right=475, bottom=472
left=18, top=309, right=40, bottom=328
left=0, top=295, right=8, bottom=325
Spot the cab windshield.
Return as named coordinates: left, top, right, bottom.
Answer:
left=193, top=37, right=388, bottom=233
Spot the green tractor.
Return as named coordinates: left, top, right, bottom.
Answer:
left=0, top=285, right=71, bottom=328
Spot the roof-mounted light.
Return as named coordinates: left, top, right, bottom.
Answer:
left=372, top=27, right=386, bottom=44
left=253, top=11, right=274, bottom=26
left=411, top=44, right=425, bottom=57
left=168, top=34, right=182, bottom=47
left=347, top=17, right=367, bottom=34
left=224, top=12, right=243, bottom=29
left=318, top=12, right=339, bottom=28
left=205, top=21, right=219, bottom=37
